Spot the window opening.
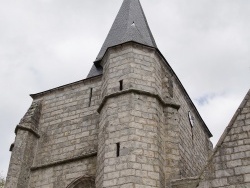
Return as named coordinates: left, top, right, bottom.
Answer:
left=169, top=78, right=174, bottom=98
left=116, top=143, right=120, bottom=157
left=119, top=80, right=123, bottom=91
left=188, top=111, right=194, bottom=141
left=89, top=88, right=93, bottom=107
left=188, top=111, right=194, bottom=127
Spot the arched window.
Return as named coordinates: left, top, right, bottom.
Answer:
left=66, top=176, right=95, bottom=188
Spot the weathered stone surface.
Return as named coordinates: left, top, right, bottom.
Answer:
left=194, top=90, right=250, bottom=188
left=5, top=42, right=213, bottom=188
left=5, top=101, right=42, bottom=188
left=95, top=43, right=212, bottom=188
left=6, top=0, right=249, bottom=187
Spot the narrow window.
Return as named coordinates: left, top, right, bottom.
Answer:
left=116, top=143, right=120, bottom=157
left=119, top=80, right=123, bottom=91
left=191, top=127, right=194, bottom=141
left=188, top=111, right=194, bottom=128
left=89, top=88, right=93, bottom=107
left=188, top=111, right=194, bottom=141
left=169, top=78, right=174, bottom=98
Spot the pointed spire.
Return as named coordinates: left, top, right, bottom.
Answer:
left=87, top=0, right=158, bottom=78
left=96, top=0, right=157, bottom=62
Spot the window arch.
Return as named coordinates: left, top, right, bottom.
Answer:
left=66, top=176, right=95, bottom=188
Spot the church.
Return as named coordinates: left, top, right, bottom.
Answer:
left=5, top=0, right=250, bottom=187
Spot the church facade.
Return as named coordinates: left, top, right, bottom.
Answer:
left=5, top=0, right=250, bottom=187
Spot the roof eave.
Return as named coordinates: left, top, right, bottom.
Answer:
left=30, top=75, right=102, bottom=100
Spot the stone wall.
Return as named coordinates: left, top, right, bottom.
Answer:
left=29, top=77, right=101, bottom=187
left=6, top=76, right=102, bottom=188
left=172, top=80, right=212, bottom=178
left=153, top=50, right=213, bottom=183
left=5, top=101, right=42, bottom=188
left=171, top=90, right=250, bottom=188
left=164, top=106, right=181, bottom=184
left=29, top=157, right=96, bottom=188
left=100, top=43, right=163, bottom=99
left=33, top=77, right=101, bottom=166
left=97, top=43, right=166, bottom=188
left=96, top=42, right=212, bottom=188
left=197, top=90, right=250, bottom=187
left=6, top=42, right=213, bottom=188
left=98, top=93, right=165, bottom=188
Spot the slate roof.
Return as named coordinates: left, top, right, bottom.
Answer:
left=87, top=0, right=157, bottom=78
left=87, top=64, right=103, bottom=78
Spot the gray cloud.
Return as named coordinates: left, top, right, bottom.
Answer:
left=0, top=0, right=249, bottom=177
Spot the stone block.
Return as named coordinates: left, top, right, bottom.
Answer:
left=244, top=174, right=250, bottom=182
left=211, top=178, right=228, bottom=187
left=235, top=165, right=250, bottom=175
left=228, top=175, right=244, bottom=184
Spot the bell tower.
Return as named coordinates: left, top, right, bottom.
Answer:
left=94, top=0, right=180, bottom=187
left=5, top=0, right=213, bottom=187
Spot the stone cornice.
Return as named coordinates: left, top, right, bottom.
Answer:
left=30, top=151, right=97, bottom=171
left=15, top=125, right=40, bottom=138
left=171, top=177, right=199, bottom=188
left=97, top=89, right=180, bottom=113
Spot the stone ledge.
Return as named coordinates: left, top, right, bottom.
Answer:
left=15, top=124, right=40, bottom=138
left=30, top=151, right=97, bottom=171
left=97, top=89, right=180, bottom=113
left=171, top=177, right=200, bottom=188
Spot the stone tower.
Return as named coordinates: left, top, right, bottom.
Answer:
left=95, top=0, right=180, bottom=187
left=8, top=0, right=250, bottom=187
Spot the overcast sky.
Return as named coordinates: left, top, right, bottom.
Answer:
left=0, top=0, right=249, bottom=178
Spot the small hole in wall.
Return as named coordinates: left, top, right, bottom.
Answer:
left=116, top=143, right=120, bottom=157
left=119, top=80, right=123, bottom=91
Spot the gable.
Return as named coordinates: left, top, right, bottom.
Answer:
left=196, top=89, right=250, bottom=187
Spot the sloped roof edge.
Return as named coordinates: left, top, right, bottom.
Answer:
left=30, top=75, right=102, bottom=99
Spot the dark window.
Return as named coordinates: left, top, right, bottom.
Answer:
left=119, top=80, right=123, bottom=91
left=169, top=78, right=174, bottom=98
left=89, top=88, right=93, bottom=107
left=116, top=143, right=120, bottom=157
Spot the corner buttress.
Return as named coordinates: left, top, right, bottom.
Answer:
left=5, top=100, right=42, bottom=188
